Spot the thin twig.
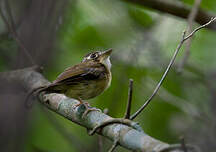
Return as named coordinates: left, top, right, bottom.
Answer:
left=108, top=140, right=119, bottom=152
left=88, top=118, right=142, bottom=136
left=4, top=0, right=16, bottom=30
left=124, top=79, right=133, bottom=119
left=178, top=0, right=202, bottom=73
left=97, top=108, right=109, bottom=152
left=130, top=31, right=186, bottom=120
left=108, top=79, right=134, bottom=152
left=145, top=77, right=201, bottom=118
left=88, top=118, right=142, bottom=152
left=108, top=125, right=120, bottom=152
left=0, top=2, right=35, bottom=65
left=180, top=136, right=188, bottom=152
left=98, top=135, right=103, bottom=152
left=106, top=79, right=133, bottom=152
left=183, top=17, right=216, bottom=41
left=130, top=17, right=216, bottom=120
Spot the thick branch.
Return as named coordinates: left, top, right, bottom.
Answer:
left=0, top=67, right=175, bottom=152
left=123, top=0, right=216, bottom=31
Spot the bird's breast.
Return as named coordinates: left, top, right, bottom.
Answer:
left=65, top=72, right=111, bottom=100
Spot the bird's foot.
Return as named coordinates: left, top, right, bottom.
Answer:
left=82, top=107, right=101, bottom=118
left=74, top=97, right=90, bottom=108
left=74, top=101, right=90, bottom=108
left=74, top=98, right=101, bottom=118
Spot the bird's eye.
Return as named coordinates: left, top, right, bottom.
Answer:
left=90, top=53, right=97, bottom=59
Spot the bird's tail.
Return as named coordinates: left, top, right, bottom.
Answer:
left=25, top=86, right=48, bottom=108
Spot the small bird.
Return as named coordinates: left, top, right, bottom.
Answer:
left=27, top=49, right=112, bottom=113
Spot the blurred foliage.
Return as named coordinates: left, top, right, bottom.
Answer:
left=1, top=0, right=216, bottom=151
left=181, top=0, right=216, bottom=12
left=0, top=36, right=17, bottom=71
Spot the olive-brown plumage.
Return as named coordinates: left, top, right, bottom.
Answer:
left=35, top=49, right=112, bottom=101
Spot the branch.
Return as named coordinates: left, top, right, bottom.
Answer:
left=97, top=108, right=109, bottom=152
left=0, top=67, right=179, bottom=152
left=124, top=79, right=133, bottom=119
left=106, top=79, right=134, bottom=152
left=180, top=137, right=188, bottom=152
left=130, top=17, right=216, bottom=120
left=108, top=140, right=119, bottom=152
left=123, top=0, right=216, bottom=31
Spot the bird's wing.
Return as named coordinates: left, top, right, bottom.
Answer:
left=52, top=61, right=106, bottom=85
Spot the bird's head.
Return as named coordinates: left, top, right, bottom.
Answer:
left=82, top=49, right=112, bottom=69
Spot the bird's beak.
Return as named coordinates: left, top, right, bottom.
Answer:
left=100, top=48, right=112, bottom=60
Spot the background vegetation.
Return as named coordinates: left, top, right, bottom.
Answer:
left=0, top=0, right=216, bottom=152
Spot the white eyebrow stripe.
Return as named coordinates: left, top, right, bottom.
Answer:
left=86, top=56, right=92, bottom=59
left=82, top=51, right=101, bottom=62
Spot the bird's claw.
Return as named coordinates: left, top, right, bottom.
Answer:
left=82, top=107, right=101, bottom=118
left=74, top=101, right=90, bottom=108
left=73, top=100, right=101, bottom=118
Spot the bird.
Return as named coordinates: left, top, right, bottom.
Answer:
left=26, top=49, right=112, bottom=115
